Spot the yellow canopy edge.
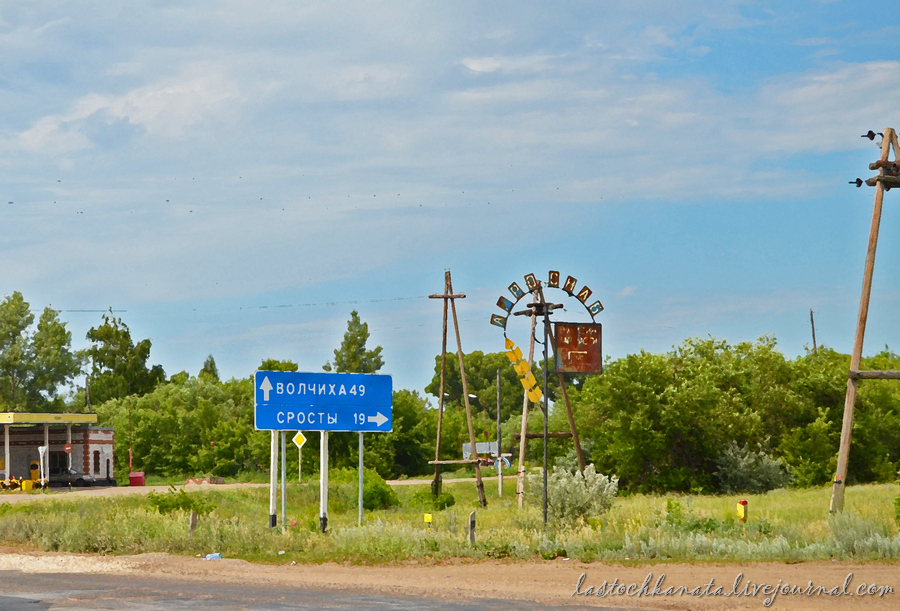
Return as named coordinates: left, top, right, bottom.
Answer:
left=0, top=413, right=98, bottom=425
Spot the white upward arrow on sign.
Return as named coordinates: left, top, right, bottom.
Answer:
left=259, top=376, right=273, bottom=401
left=292, top=431, right=307, bottom=450
left=367, top=412, right=388, bottom=427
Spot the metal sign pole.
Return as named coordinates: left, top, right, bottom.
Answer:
left=253, top=371, right=393, bottom=532
left=268, top=430, right=277, bottom=528
left=496, top=369, right=502, bottom=496
left=319, top=431, right=329, bottom=533
left=280, top=431, right=286, bottom=533
left=542, top=307, right=549, bottom=526
left=358, top=432, right=364, bottom=527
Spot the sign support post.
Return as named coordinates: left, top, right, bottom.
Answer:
left=280, top=431, right=286, bottom=533
left=269, top=430, right=277, bottom=529
left=254, top=371, right=393, bottom=533
left=319, top=431, right=329, bottom=533
left=358, top=432, right=364, bottom=527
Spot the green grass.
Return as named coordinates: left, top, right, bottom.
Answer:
left=1, top=480, right=899, bottom=565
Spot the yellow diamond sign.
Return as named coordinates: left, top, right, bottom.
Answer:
left=292, top=431, right=307, bottom=450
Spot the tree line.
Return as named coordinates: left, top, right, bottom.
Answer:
left=3, top=291, right=898, bottom=493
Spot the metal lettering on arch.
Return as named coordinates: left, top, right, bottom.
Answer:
left=489, top=270, right=604, bottom=334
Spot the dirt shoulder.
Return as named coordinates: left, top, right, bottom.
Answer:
left=0, top=548, right=896, bottom=610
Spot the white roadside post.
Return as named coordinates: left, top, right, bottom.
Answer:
left=42, top=423, right=49, bottom=488
left=4, top=424, right=9, bottom=485
left=38, top=445, right=47, bottom=489
left=320, top=431, right=329, bottom=533
left=269, top=430, right=277, bottom=529
left=358, top=432, right=364, bottom=527
left=66, top=424, right=72, bottom=471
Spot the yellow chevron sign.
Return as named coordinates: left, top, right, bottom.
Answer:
left=505, top=338, right=543, bottom=403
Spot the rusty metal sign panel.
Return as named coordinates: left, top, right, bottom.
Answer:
left=554, top=322, right=602, bottom=374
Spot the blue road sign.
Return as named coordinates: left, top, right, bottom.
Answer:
left=254, top=371, right=393, bottom=432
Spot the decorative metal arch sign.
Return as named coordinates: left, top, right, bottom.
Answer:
left=491, top=271, right=604, bottom=375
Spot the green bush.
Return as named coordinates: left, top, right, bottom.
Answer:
left=329, top=468, right=399, bottom=511
left=715, top=441, right=792, bottom=493
left=893, top=496, right=900, bottom=528
left=146, top=485, right=215, bottom=516
left=409, top=489, right=456, bottom=511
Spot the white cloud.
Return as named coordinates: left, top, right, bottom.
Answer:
left=462, top=54, right=557, bottom=74
left=16, top=65, right=240, bottom=154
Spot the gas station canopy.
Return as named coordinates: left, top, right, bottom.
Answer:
left=0, top=413, right=97, bottom=425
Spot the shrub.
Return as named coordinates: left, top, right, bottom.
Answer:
left=893, top=496, right=900, bottom=528
left=330, top=468, right=399, bottom=511
left=409, top=489, right=455, bottom=511
left=715, top=441, right=792, bottom=493
left=527, top=464, right=617, bottom=525
left=146, top=485, right=215, bottom=516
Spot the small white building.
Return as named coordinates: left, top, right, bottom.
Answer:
left=0, top=413, right=115, bottom=484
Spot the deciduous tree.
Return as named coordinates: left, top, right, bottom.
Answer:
left=0, top=292, right=81, bottom=411
left=85, top=310, right=165, bottom=404
left=323, top=310, right=383, bottom=373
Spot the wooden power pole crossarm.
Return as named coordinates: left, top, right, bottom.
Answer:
left=830, top=127, right=896, bottom=513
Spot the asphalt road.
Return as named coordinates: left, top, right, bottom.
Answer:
left=0, top=571, right=633, bottom=610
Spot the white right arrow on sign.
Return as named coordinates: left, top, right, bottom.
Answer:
left=367, top=412, right=388, bottom=427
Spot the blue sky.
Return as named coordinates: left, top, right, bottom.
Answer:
left=1, top=1, right=899, bottom=396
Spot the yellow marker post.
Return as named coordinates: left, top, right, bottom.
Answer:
left=424, top=512, right=433, bottom=531
left=736, top=499, right=748, bottom=523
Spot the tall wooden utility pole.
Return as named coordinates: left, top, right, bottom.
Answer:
left=428, top=271, right=488, bottom=507
left=515, top=305, right=538, bottom=509
left=830, top=127, right=900, bottom=512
